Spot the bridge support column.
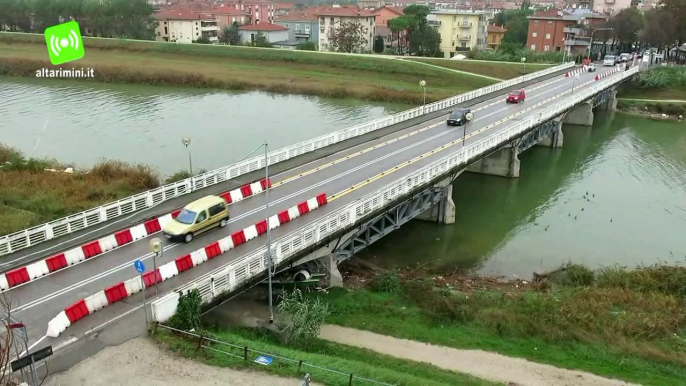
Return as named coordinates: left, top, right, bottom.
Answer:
left=536, top=119, right=564, bottom=148
left=467, top=145, right=520, bottom=178
left=562, top=101, right=594, bottom=126
left=323, top=253, right=343, bottom=288
left=598, top=88, right=617, bottom=111
left=415, top=177, right=456, bottom=224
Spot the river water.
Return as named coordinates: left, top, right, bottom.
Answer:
left=2, top=76, right=685, bottom=275
left=0, top=76, right=404, bottom=176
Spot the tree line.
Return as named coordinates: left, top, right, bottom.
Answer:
left=0, top=0, right=156, bottom=40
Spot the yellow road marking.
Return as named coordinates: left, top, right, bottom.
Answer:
left=271, top=74, right=571, bottom=189
left=328, top=76, right=594, bottom=202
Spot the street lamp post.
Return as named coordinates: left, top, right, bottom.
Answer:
left=182, top=137, right=193, bottom=176
left=521, top=56, right=527, bottom=72
left=419, top=79, right=427, bottom=107
left=587, top=28, right=614, bottom=61
left=264, top=141, right=274, bottom=324
left=149, top=238, right=162, bottom=298
left=572, top=73, right=580, bottom=94
left=463, top=112, right=474, bottom=147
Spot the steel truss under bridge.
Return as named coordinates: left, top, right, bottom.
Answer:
left=333, top=187, right=446, bottom=262
left=516, top=118, right=561, bottom=153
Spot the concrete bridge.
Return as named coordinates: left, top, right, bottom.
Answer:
left=0, top=63, right=637, bottom=368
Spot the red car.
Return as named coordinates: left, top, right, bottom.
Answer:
left=506, top=90, right=526, bottom=104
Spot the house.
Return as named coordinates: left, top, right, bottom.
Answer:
left=275, top=10, right=320, bottom=44
left=486, top=23, right=506, bottom=49
left=237, top=23, right=289, bottom=44
left=431, top=9, right=489, bottom=58
left=230, top=0, right=275, bottom=24
left=373, top=5, right=405, bottom=48
left=194, top=5, right=248, bottom=30
left=526, top=8, right=607, bottom=56
left=153, top=10, right=219, bottom=43
left=275, top=2, right=296, bottom=16
left=317, top=6, right=378, bottom=53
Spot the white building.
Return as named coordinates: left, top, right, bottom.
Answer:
left=154, top=10, right=219, bottom=43
left=237, top=23, right=289, bottom=44
left=317, top=6, right=378, bottom=53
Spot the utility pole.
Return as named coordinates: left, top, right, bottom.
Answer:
left=264, top=141, right=274, bottom=324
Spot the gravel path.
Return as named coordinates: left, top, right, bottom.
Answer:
left=319, top=325, right=639, bottom=386
left=46, top=337, right=314, bottom=386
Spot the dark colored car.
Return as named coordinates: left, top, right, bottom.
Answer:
left=506, top=90, right=526, bottom=104
left=447, top=108, right=472, bottom=126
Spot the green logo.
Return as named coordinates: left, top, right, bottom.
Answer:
left=44, top=21, right=85, bottom=65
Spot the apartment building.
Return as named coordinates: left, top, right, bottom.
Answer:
left=237, top=23, right=289, bottom=44
left=230, top=0, right=275, bottom=24
left=373, top=6, right=405, bottom=48
left=275, top=10, right=320, bottom=44
left=593, top=0, right=632, bottom=15
left=431, top=9, right=488, bottom=58
left=318, top=6, right=378, bottom=53
left=194, top=5, right=248, bottom=30
left=526, top=8, right=607, bottom=56
left=153, top=10, right=219, bottom=43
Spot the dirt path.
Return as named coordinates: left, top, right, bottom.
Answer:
left=319, top=325, right=639, bottom=386
left=46, top=336, right=315, bottom=386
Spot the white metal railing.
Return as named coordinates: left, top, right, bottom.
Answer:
left=0, top=62, right=575, bottom=257
left=150, top=67, right=637, bottom=322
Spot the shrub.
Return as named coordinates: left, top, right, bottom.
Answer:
left=370, top=269, right=401, bottom=293
left=277, top=288, right=329, bottom=347
left=296, top=41, right=317, bottom=51
left=635, top=67, right=686, bottom=90
left=167, top=289, right=203, bottom=331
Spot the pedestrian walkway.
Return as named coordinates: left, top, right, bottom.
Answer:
left=319, top=325, right=638, bottom=386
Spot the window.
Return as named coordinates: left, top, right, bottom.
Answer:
left=532, top=32, right=537, bottom=37
left=330, top=17, right=334, bottom=23
left=547, top=21, right=553, bottom=25
left=534, top=20, right=539, bottom=25
left=461, top=42, right=467, bottom=47
left=305, top=24, right=310, bottom=32
left=530, top=44, right=537, bottom=50
left=164, top=27, right=168, bottom=34
left=321, top=17, right=325, bottom=23
left=320, top=27, right=325, bottom=33
left=544, top=45, right=550, bottom=51
left=208, top=203, right=225, bottom=217
left=196, top=210, right=207, bottom=222
left=545, top=33, right=551, bottom=39
left=491, top=35, right=496, bottom=43
left=175, top=209, right=197, bottom=225
left=294, top=23, right=299, bottom=31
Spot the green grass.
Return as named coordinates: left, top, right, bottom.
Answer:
left=154, top=326, right=498, bottom=386
left=408, top=58, right=553, bottom=80
left=313, top=265, right=686, bottom=386
left=0, top=32, right=496, bottom=104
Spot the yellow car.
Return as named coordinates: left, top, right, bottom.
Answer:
left=162, top=195, right=229, bottom=243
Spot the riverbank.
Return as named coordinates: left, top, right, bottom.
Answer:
left=616, top=67, right=686, bottom=118
left=0, top=33, right=500, bottom=104
left=317, top=260, right=686, bottom=386
left=0, top=144, right=160, bottom=236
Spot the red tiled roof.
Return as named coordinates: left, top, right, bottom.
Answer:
left=315, top=6, right=378, bottom=17
left=198, top=5, right=246, bottom=15
left=238, top=23, right=288, bottom=31
left=154, top=10, right=216, bottom=20
left=530, top=8, right=569, bottom=18
left=276, top=11, right=319, bottom=21
left=275, top=2, right=296, bottom=9
left=373, top=5, right=404, bottom=15
left=487, top=24, right=507, bottom=33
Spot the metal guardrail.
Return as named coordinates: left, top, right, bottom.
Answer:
left=151, top=66, right=638, bottom=322
left=0, top=62, right=575, bottom=257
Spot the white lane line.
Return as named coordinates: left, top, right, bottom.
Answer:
left=84, top=305, right=143, bottom=336
left=12, top=75, right=581, bottom=314
left=52, top=336, right=78, bottom=352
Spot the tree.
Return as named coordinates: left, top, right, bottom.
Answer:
left=220, top=21, right=240, bottom=45
left=327, top=21, right=369, bottom=53
left=276, top=289, right=329, bottom=347
left=296, top=41, right=317, bottom=50
left=167, top=289, right=202, bottom=331
left=250, top=31, right=272, bottom=48
left=495, top=9, right=534, bottom=46
left=640, top=9, right=677, bottom=52
left=609, top=8, right=644, bottom=52
left=660, top=0, right=686, bottom=47
left=374, top=35, right=384, bottom=53
left=387, top=15, right=411, bottom=52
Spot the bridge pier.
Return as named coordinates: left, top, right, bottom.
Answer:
left=467, top=144, right=520, bottom=178
left=562, top=100, right=594, bottom=126
left=598, top=87, right=617, bottom=111
left=535, top=119, right=564, bottom=148
left=415, top=177, right=456, bottom=224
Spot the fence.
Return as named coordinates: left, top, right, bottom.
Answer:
left=0, top=62, right=575, bottom=257
left=157, top=324, right=394, bottom=386
left=150, top=66, right=638, bottom=322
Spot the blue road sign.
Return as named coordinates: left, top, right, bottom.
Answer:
left=134, top=260, right=145, bottom=274
left=254, top=355, right=273, bottom=366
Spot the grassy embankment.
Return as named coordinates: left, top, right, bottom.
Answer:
left=408, top=58, right=553, bottom=80
left=154, top=326, right=496, bottom=386
left=0, top=144, right=160, bottom=236
left=618, top=67, right=686, bottom=116
left=315, top=264, right=686, bottom=386
left=0, top=32, right=506, bottom=104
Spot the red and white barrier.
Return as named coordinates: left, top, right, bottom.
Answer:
left=0, top=179, right=271, bottom=291
left=564, top=67, right=585, bottom=78
left=594, top=65, right=623, bottom=81
left=46, top=193, right=327, bottom=338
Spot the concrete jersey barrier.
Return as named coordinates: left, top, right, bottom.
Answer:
left=0, top=62, right=575, bottom=257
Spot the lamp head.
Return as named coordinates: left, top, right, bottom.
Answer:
left=419, top=79, right=426, bottom=88
left=149, top=238, right=163, bottom=254
left=182, top=137, right=191, bottom=147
